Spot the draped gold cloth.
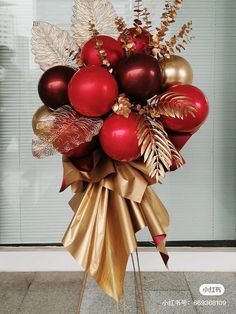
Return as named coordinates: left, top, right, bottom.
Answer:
left=61, top=151, right=169, bottom=301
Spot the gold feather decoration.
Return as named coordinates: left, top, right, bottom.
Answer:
left=145, top=92, right=197, bottom=119
left=71, top=0, right=119, bottom=46
left=31, top=22, right=80, bottom=71
left=137, top=115, right=184, bottom=181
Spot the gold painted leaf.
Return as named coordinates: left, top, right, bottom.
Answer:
left=32, top=21, right=79, bottom=71
left=71, top=0, right=119, bottom=46
left=32, top=134, right=56, bottom=159
left=148, top=92, right=196, bottom=119
left=37, top=105, right=103, bottom=155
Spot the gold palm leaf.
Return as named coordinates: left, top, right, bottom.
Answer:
left=138, top=115, right=184, bottom=182
left=148, top=92, right=196, bottom=119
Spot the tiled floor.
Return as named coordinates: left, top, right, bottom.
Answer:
left=0, top=272, right=236, bottom=314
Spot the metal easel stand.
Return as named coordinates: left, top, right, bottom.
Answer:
left=76, top=249, right=146, bottom=314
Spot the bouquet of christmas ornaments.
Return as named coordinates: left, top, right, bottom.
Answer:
left=31, top=0, right=209, bottom=300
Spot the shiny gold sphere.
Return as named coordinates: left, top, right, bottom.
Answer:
left=32, top=105, right=54, bottom=137
left=159, top=55, right=193, bottom=90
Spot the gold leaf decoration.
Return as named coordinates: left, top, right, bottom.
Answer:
left=32, top=134, right=56, bottom=159
left=71, top=0, right=119, bottom=46
left=138, top=115, right=184, bottom=181
left=145, top=92, right=197, bottom=119
left=31, top=21, right=80, bottom=71
left=37, top=105, right=103, bottom=154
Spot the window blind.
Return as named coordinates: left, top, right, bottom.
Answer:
left=0, top=0, right=235, bottom=244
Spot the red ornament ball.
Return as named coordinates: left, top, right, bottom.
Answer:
left=68, top=66, right=118, bottom=117
left=81, top=35, right=125, bottom=67
left=99, top=112, right=141, bottom=161
left=38, top=65, right=76, bottom=110
left=161, top=85, right=209, bottom=133
left=116, top=54, right=162, bottom=101
left=118, top=27, right=151, bottom=54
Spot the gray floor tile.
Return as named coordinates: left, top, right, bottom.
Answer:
left=80, top=272, right=137, bottom=314
left=142, top=272, right=188, bottom=291
left=144, top=290, right=197, bottom=314
left=0, top=273, right=35, bottom=314
left=18, top=272, right=83, bottom=314
left=185, top=272, right=236, bottom=314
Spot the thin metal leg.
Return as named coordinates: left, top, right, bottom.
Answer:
left=131, top=250, right=146, bottom=314
left=76, top=271, right=88, bottom=314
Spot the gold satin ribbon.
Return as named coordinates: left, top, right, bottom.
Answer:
left=61, top=151, right=169, bottom=301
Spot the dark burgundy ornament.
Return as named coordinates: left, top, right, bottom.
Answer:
left=116, top=54, right=162, bottom=101
left=38, top=65, right=76, bottom=110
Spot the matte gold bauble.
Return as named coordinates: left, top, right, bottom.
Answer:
left=32, top=105, right=54, bottom=137
left=159, top=55, right=193, bottom=90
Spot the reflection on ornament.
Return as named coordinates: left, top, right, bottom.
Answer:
left=159, top=55, right=193, bottom=90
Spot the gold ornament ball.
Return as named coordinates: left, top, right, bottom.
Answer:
left=32, top=105, right=54, bottom=137
left=159, top=55, right=193, bottom=91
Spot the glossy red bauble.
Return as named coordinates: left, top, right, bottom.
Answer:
left=68, top=66, right=118, bottom=117
left=64, top=136, right=98, bottom=159
left=116, top=54, right=162, bottom=101
left=81, top=35, right=125, bottom=67
left=118, top=27, right=151, bottom=54
left=99, top=113, right=141, bottom=161
left=161, top=85, right=209, bottom=133
left=38, top=65, right=76, bottom=110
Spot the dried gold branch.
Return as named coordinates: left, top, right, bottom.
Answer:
left=115, top=17, right=135, bottom=55
left=141, top=7, right=152, bottom=31
left=88, top=21, right=99, bottom=38
left=133, top=0, right=144, bottom=26
left=95, top=37, right=110, bottom=67
left=151, top=0, right=184, bottom=59
left=166, top=21, right=193, bottom=54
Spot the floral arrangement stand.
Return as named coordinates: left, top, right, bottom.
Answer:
left=76, top=249, right=146, bottom=314
left=31, top=0, right=209, bottom=306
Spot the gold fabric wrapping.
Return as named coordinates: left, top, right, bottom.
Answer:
left=61, top=151, right=169, bottom=301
